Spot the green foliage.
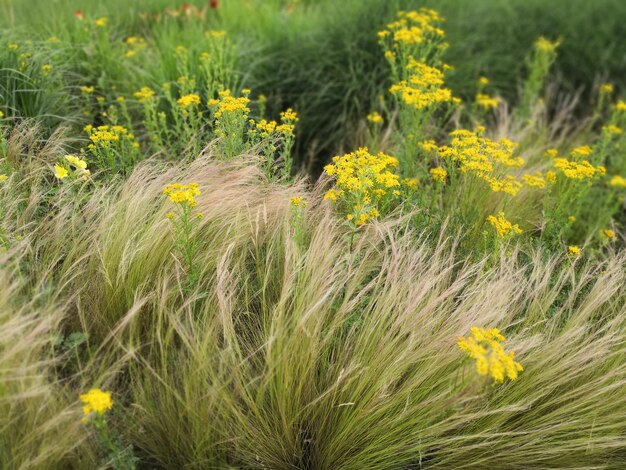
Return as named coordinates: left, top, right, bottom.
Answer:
left=0, top=1, right=626, bottom=468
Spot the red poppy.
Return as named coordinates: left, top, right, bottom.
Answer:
left=74, top=10, right=84, bottom=20
left=210, top=0, right=219, bottom=9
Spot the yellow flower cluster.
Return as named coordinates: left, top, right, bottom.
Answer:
left=551, top=147, right=605, bottom=180
left=124, top=36, right=148, bottom=58
left=602, top=124, right=622, bottom=135
left=250, top=109, right=298, bottom=139
left=484, top=175, right=523, bottom=195
left=457, top=327, right=523, bottom=383
left=85, top=125, right=137, bottom=149
left=290, top=196, right=307, bottom=207
left=324, top=147, right=400, bottom=226
left=389, top=59, right=455, bottom=110
left=475, top=93, right=501, bottom=110
left=522, top=173, right=547, bottom=189
left=570, top=145, right=592, bottom=158
left=80, top=388, right=113, bottom=417
left=207, top=30, right=226, bottom=40
left=208, top=89, right=250, bottom=118
left=134, top=86, right=156, bottom=102
left=434, top=128, right=524, bottom=196
left=380, top=8, right=445, bottom=46
left=163, top=183, right=200, bottom=207
left=609, top=175, right=626, bottom=188
left=601, top=228, right=617, bottom=242
left=65, top=155, right=87, bottom=169
left=177, top=93, right=201, bottom=107
left=278, top=108, right=298, bottom=134
left=367, top=112, right=384, bottom=124
left=568, top=245, right=581, bottom=257
left=600, top=83, right=614, bottom=94
left=280, top=108, right=298, bottom=122
left=487, top=211, right=522, bottom=237
left=534, top=36, right=561, bottom=53
left=429, top=166, right=447, bottom=183
left=254, top=119, right=277, bottom=137
left=54, top=155, right=90, bottom=181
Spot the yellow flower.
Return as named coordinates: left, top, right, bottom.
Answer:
left=420, top=140, right=438, bottom=153
left=163, top=182, right=201, bottom=207
left=568, top=215, right=576, bottom=224
left=457, top=327, right=523, bottom=383
left=79, top=388, right=113, bottom=417
left=475, top=93, right=500, bottom=110
left=609, top=175, right=626, bottom=188
left=522, top=173, right=546, bottom=189
left=290, top=196, right=307, bottom=207
left=487, top=211, right=522, bottom=237
left=209, top=89, right=250, bottom=118
left=323, top=189, right=340, bottom=201
left=600, top=83, right=614, bottom=94
left=384, top=50, right=395, bottom=62
left=323, top=147, right=400, bottom=226
left=208, top=30, right=226, bottom=39
left=402, top=177, right=418, bottom=189
left=177, top=94, right=201, bottom=107
left=553, top=158, right=599, bottom=180
left=380, top=8, right=445, bottom=46
left=8, top=43, right=18, bottom=50
left=42, top=64, right=52, bottom=75
left=80, top=85, right=95, bottom=94
left=133, top=86, right=156, bottom=102
left=602, top=124, right=622, bottom=135
left=601, top=228, right=617, bottom=242
left=570, top=145, right=592, bottom=158
left=568, top=245, right=581, bottom=257
left=534, top=36, right=560, bottom=53
left=54, top=164, right=68, bottom=179
left=94, top=17, right=108, bottom=27
left=436, top=128, right=524, bottom=194
left=429, top=166, right=447, bottom=184
left=616, top=100, right=626, bottom=112
left=64, top=155, right=87, bottom=169
left=544, top=148, right=559, bottom=158
left=484, top=175, right=522, bottom=196
left=389, top=60, right=455, bottom=110
left=478, top=76, right=490, bottom=86
left=280, top=108, right=298, bottom=122
left=367, top=112, right=384, bottom=124
left=0, top=174, right=8, bottom=182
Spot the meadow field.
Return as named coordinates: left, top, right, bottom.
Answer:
left=1, top=0, right=626, bottom=468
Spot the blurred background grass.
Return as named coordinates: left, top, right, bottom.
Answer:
left=1, top=0, right=625, bottom=170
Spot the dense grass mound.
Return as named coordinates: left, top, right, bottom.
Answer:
left=2, top=153, right=626, bottom=468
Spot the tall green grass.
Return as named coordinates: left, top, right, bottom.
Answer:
left=2, top=0, right=624, bottom=166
